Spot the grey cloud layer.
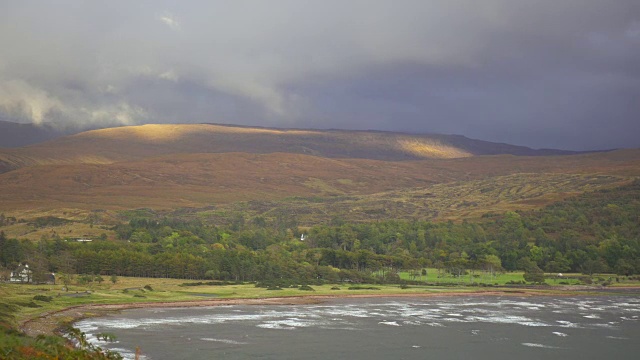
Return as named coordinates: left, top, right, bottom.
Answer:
left=0, top=0, right=638, bottom=150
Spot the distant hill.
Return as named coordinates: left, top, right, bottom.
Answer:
left=0, top=123, right=581, bottom=173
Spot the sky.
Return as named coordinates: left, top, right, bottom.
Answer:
left=0, top=1, right=638, bottom=151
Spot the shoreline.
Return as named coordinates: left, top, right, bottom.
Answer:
left=19, top=287, right=607, bottom=337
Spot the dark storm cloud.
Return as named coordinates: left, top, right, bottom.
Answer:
left=0, top=0, right=638, bottom=150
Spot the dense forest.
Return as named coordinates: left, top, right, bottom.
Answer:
left=1, top=181, right=639, bottom=284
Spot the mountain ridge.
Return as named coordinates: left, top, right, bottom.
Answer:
left=0, top=123, right=586, bottom=174
left=201, top=122, right=588, bottom=155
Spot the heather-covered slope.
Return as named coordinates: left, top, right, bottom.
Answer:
left=0, top=123, right=580, bottom=173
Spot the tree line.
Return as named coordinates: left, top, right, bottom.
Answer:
left=1, top=180, right=639, bottom=284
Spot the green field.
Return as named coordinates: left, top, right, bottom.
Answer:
left=396, top=269, right=587, bottom=285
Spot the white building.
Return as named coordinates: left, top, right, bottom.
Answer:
left=10, top=264, right=33, bottom=283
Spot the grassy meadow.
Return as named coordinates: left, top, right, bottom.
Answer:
left=396, top=269, right=591, bottom=285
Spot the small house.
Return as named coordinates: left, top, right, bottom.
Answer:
left=10, top=264, right=33, bottom=283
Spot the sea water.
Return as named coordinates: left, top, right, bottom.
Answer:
left=76, top=295, right=640, bottom=360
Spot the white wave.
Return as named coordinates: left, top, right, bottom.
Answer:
left=521, top=343, right=560, bottom=349
left=399, top=309, right=429, bottom=317
left=621, top=317, right=638, bottom=321
left=443, top=317, right=468, bottom=322
left=82, top=310, right=318, bottom=330
left=412, top=345, right=421, bottom=348
left=552, top=332, right=568, bottom=337
left=583, top=314, right=601, bottom=319
left=465, top=315, right=548, bottom=327
left=458, top=302, right=497, bottom=307
left=200, top=338, right=247, bottom=345
left=471, top=330, right=480, bottom=335
left=379, top=321, right=401, bottom=326
left=496, top=301, right=546, bottom=308
left=606, top=336, right=629, bottom=340
left=614, top=303, right=640, bottom=311
left=317, top=307, right=371, bottom=318
left=519, top=321, right=550, bottom=327
left=84, top=334, right=119, bottom=345
left=416, top=313, right=443, bottom=321
left=263, top=318, right=320, bottom=329
left=403, top=320, right=422, bottom=325
left=556, top=320, right=579, bottom=328
left=320, top=326, right=361, bottom=331
left=73, top=322, right=99, bottom=333
left=256, top=323, right=296, bottom=330
left=426, top=322, right=444, bottom=327
left=285, top=318, right=318, bottom=327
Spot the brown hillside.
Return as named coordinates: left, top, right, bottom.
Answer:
left=206, top=173, right=629, bottom=226
left=0, top=149, right=638, bottom=213
left=0, top=123, right=579, bottom=172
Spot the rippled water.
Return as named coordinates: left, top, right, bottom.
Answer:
left=76, top=296, right=640, bottom=360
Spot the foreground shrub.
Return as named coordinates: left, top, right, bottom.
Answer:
left=1, top=325, right=123, bottom=359
left=506, top=280, right=526, bottom=285
left=348, top=286, right=380, bottom=290
left=32, top=295, right=53, bottom=302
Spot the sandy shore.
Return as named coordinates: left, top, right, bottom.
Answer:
left=19, top=289, right=566, bottom=337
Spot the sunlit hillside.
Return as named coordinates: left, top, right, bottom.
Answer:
left=0, top=123, right=578, bottom=173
